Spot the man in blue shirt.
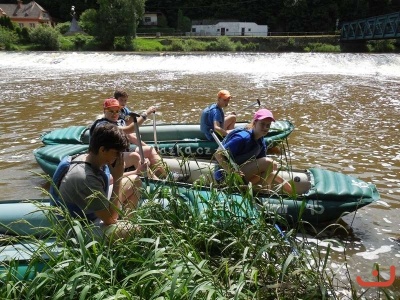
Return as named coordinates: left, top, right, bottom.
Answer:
left=200, top=90, right=237, bottom=141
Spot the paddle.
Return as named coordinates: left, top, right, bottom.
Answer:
left=236, top=98, right=261, bottom=114
left=209, top=129, right=239, bottom=172
left=129, top=112, right=148, bottom=186
left=152, top=112, right=158, bottom=151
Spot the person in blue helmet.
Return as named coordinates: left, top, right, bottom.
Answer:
left=200, top=89, right=237, bottom=141
left=214, top=108, right=292, bottom=194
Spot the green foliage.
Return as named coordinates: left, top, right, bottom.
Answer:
left=367, top=39, right=397, bottom=53
left=95, top=0, right=145, bottom=50
left=206, top=36, right=236, bottom=51
left=54, top=22, right=71, bottom=35
left=235, top=41, right=259, bottom=52
left=133, top=38, right=165, bottom=51
left=0, top=27, right=18, bottom=50
left=304, top=42, right=340, bottom=53
left=157, top=14, right=169, bottom=28
left=114, top=36, right=134, bottom=51
left=59, top=34, right=95, bottom=51
left=176, top=9, right=191, bottom=33
left=79, top=9, right=97, bottom=36
left=0, top=181, right=344, bottom=299
left=29, top=25, right=61, bottom=50
left=16, top=26, right=30, bottom=43
left=167, top=38, right=208, bottom=51
left=0, top=16, right=15, bottom=30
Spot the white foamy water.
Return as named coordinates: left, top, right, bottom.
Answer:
left=1, top=52, right=400, bottom=79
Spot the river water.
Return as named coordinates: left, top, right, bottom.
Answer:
left=0, top=51, right=399, bottom=296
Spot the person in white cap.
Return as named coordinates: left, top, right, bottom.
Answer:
left=200, top=89, right=237, bottom=141
left=214, top=108, right=292, bottom=193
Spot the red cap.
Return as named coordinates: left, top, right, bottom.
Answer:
left=103, top=98, right=121, bottom=109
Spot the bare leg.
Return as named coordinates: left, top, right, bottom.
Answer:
left=224, top=114, right=237, bottom=131
left=123, top=151, right=141, bottom=169
left=135, top=146, right=167, bottom=177
left=118, top=174, right=142, bottom=211
left=241, top=157, right=292, bottom=194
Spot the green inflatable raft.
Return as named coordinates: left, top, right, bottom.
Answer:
left=38, top=121, right=294, bottom=157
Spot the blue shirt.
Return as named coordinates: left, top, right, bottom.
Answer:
left=119, top=107, right=132, bottom=123
left=200, top=103, right=224, bottom=141
left=214, top=128, right=267, bottom=181
left=224, top=128, right=266, bottom=164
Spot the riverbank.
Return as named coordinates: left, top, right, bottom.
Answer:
left=114, top=35, right=400, bottom=53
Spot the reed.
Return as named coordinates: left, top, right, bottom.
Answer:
left=0, top=165, right=371, bottom=299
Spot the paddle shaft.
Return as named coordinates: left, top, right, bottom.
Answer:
left=209, top=129, right=239, bottom=172
left=152, top=112, right=158, bottom=151
left=129, top=112, right=148, bottom=182
left=236, top=98, right=261, bottom=113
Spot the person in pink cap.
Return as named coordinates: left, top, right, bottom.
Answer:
left=200, top=89, right=237, bottom=141
left=214, top=108, right=292, bottom=193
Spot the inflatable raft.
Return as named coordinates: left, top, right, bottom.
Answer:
left=38, top=121, right=294, bottom=157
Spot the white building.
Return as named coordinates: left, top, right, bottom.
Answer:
left=190, top=22, right=268, bottom=37
left=142, top=12, right=159, bottom=26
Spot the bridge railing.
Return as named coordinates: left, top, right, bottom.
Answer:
left=341, top=11, right=400, bottom=41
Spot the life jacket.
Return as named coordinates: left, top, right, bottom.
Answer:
left=50, top=155, right=110, bottom=221
left=222, top=127, right=264, bottom=165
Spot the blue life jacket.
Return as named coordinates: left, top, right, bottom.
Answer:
left=50, top=155, right=110, bottom=221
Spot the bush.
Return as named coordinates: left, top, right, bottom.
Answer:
left=235, top=41, right=259, bottom=52
left=168, top=39, right=189, bottom=51
left=114, top=36, right=134, bottom=51
left=15, top=26, right=30, bottom=43
left=59, top=34, right=96, bottom=51
left=206, top=36, right=236, bottom=51
left=79, top=9, right=97, bottom=36
left=0, top=27, right=18, bottom=50
left=167, top=38, right=208, bottom=51
left=0, top=16, right=15, bottom=30
left=367, top=39, right=397, bottom=52
left=304, top=42, right=340, bottom=52
left=29, top=25, right=60, bottom=50
left=133, top=38, right=165, bottom=51
left=55, top=22, right=71, bottom=35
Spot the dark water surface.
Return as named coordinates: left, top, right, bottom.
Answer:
left=0, top=52, right=399, bottom=295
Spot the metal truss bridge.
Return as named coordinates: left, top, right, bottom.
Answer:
left=340, top=11, right=400, bottom=41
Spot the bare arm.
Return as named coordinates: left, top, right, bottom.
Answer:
left=213, top=120, right=228, bottom=137
left=120, top=106, right=157, bottom=134
left=94, top=153, right=125, bottom=225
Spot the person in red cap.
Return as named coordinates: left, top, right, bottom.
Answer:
left=214, top=108, right=292, bottom=194
left=90, top=98, right=166, bottom=179
left=200, top=89, right=237, bottom=141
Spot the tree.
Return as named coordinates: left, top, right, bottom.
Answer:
left=29, top=25, right=61, bottom=50
left=95, top=0, right=145, bottom=50
left=0, top=27, right=18, bottom=49
left=79, top=8, right=98, bottom=36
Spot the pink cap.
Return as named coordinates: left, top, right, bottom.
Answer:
left=103, top=98, right=121, bottom=109
left=253, top=109, right=275, bottom=121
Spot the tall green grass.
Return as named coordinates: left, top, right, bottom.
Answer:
left=1, top=151, right=391, bottom=299
left=0, top=177, right=347, bottom=299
